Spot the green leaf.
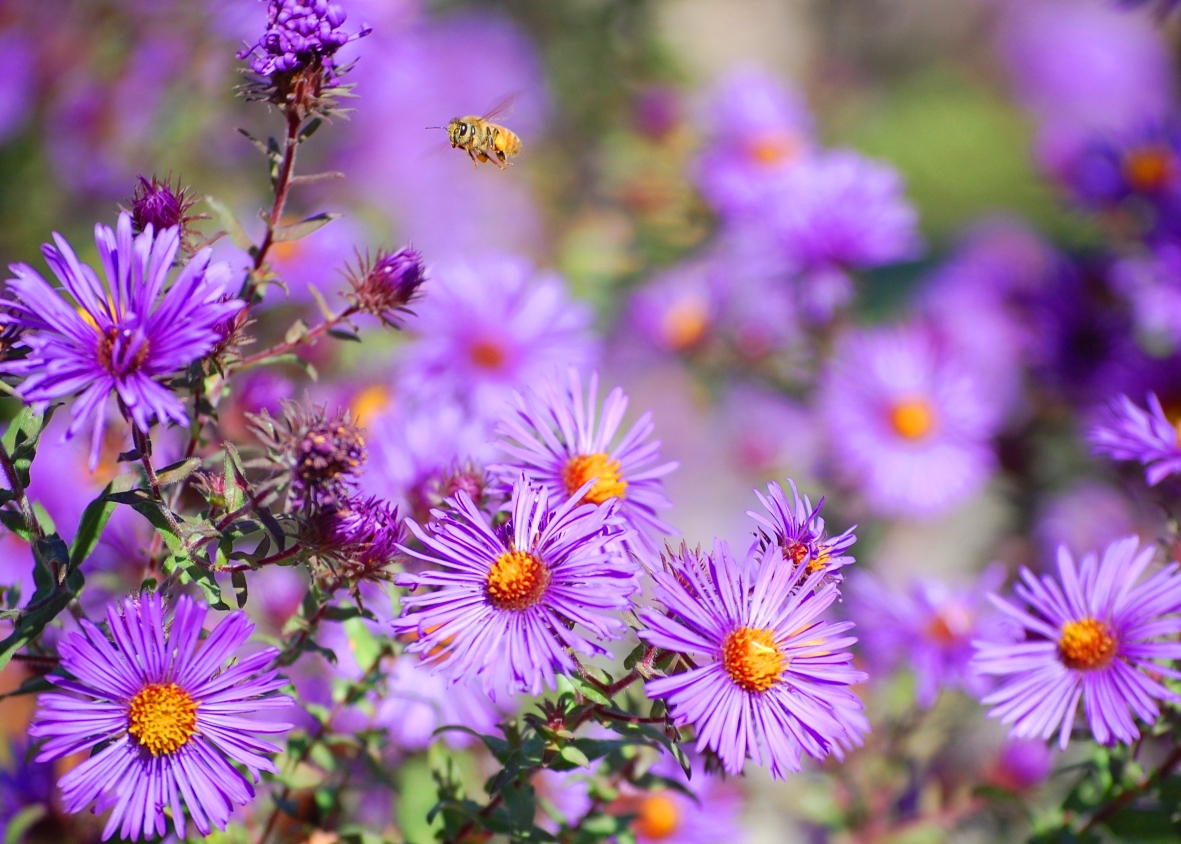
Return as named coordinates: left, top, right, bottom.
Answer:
left=327, top=327, right=362, bottom=343
left=558, top=744, right=591, bottom=769
left=153, top=457, right=202, bottom=487
left=230, top=570, right=249, bottom=608
left=306, top=282, right=337, bottom=320
left=0, top=567, right=84, bottom=673
left=298, top=117, right=324, bottom=142
left=344, top=616, right=382, bottom=669
left=70, top=489, right=117, bottom=567
left=3, top=803, right=46, bottom=844
left=223, top=451, right=245, bottom=512
left=206, top=197, right=255, bottom=252
left=272, top=212, right=341, bottom=243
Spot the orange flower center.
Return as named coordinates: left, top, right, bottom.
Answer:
left=722, top=626, right=786, bottom=693
left=562, top=452, right=628, bottom=504
left=661, top=298, right=710, bottom=351
left=486, top=550, right=550, bottom=611
left=469, top=339, right=507, bottom=370
left=350, top=384, right=392, bottom=427
left=127, top=683, right=198, bottom=756
left=889, top=399, right=935, bottom=441
left=1124, top=146, right=1174, bottom=193
left=926, top=603, right=971, bottom=645
left=746, top=130, right=803, bottom=165
left=1058, top=618, right=1116, bottom=671
left=634, top=792, right=680, bottom=840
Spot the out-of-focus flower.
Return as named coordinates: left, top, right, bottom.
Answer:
left=748, top=478, right=856, bottom=583
left=534, top=769, right=593, bottom=831
left=344, top=247, right=426, bottom=327
left=619, top=753, right=745, bottom=844
left=986, top=739, right=1055, bottom=793
left=374, top=656, right=506, bottom=751
left=251, top=400, right=367, bottom=511
left=0, top=741, right=54, bottom=840
left=28, top=594, right=291, bottom=840
left=1066, top=122, right=1181, bottom=210
left=238, top=0, right=371, bottom=85
left=1090, top=392, right=1181, bottom=485
left=695, top=67, right=815, bottom=218
left=998, top=0, right=1173, bottom=175
left=973, top=537, right=1181, bottom=749
left=0, top=30, right=33, bottom=146
left=393, top=477, right=635, bottom=697
left=0, top=212, right=242, bottom=469
left=1110, top=250, right=1181, bottom=353
left=629, top=260, right=719, bottom=354
left=717, top=385, right=816, bottom=479
left=493, top=370, right=678, bottom=562
left=820, top=325, right=999, bottom=517
left=1035, top=482, right=1139, bottom=561
left=848, top=565, right=1005, bottom=707
left=639, top=541, right=867, bottom=778
left=396, top=255, right=595, bottom=416
left=769, top=150, right=921, bottom=273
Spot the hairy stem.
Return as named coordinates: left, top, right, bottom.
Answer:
left=0, top=440, right=43, bottom=541
left=1081, top=744, right=1181, bottom=833
left=235, top=305, right=360, bottom=369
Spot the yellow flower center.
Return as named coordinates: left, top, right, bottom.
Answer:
left=1058, top=618, right=1117, bottom=671
left=746, top=130, right=803, bottom=165
left=889, top=399, right=935, bottom=441
left=350, top=384, right=392, bottom=427
left=634, top=792, right=680, bottom=840
left=127, top=683, right=198, bottom=756
left=469, top=339, right=507, bottom=370
left=562, top=452, right=628, bottom=504
left=1124, top=145, right=1174, bottom=193
left=722, top=626, right=786, bottom=693
left=485, top=550, right=550, bottom=611
left=661, top=298, right=710, bottom=351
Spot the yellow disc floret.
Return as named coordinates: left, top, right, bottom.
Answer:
left=722, top=626, right=786, bottom=693
left=563, top=452, right=628, bottom=505
left=486, top=550, right=550, bottom=611
left=127, top=683, right=198, bottom=756
left=634, top=792, right=680, bottom=840
left=889, top=398, right=935, bottom=441
left=1058, top=618, right=1117, bottom=671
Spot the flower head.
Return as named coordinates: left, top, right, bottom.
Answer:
left=492, top=370, right=678, bottom=562
left=1090, top=392, right=1181, bottom=485
left=345, top=247, right=426, bottom=327
left=629, top=261, right=719, bottom=354
left=639, top=541, right=867, bottom=778
left=28, top=593, right=291, bottom=840
left=392, top=476, right=636, bottom=697
left=238, top=0, right=371, bottom=85
left=0, top=212, right=243, bottom=469
left=622, top=753, right=744, bottom=844
left=306, top=493, right=404, bottom=580
left=972, top=537, right=1181, bottom=749
left=129, top=175, right=202, bottom=249
left=747, top=478, right=855, bottom=583
left=820, top=324, right=1000, bottom=517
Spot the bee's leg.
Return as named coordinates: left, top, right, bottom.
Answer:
left=467, top=148, right=481, bottom=168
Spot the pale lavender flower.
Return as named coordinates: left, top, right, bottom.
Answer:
left=1090, top=393, right=1181, bottom=484
left=374, top=656, right=507, bottom=751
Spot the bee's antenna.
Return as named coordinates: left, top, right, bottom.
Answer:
left=425, top=126, right=446, bottom=130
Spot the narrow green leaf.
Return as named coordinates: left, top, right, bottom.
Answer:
left=153, top=457, right=202, bottom=487
left=206, top=197, right=255, bottom=252
left=231, top=570, right=249, bottom=608
left=272, top=212, right=342, bottom=243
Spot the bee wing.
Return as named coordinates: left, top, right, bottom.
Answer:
left=481, top=92, right=520, bottom=123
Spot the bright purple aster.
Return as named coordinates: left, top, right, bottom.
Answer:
left=392, top=476, right=636, bottom=697
left=768, top=149, right=921, bottom=272
left=0, top=212, right=243, bottom=469
left=847, top=565, right=1005, bottom=708
left=695, top=67, right=815, bottom=218
left=819, top=324, right=1000, bottom=517
left=374, top=655, right=507, bottom=751
left=625, top=753, right=745, bottom=844
left=973, top=537, right=1181, bottom=749
left=1090, top=392, right=1181, bottom=484
left=0, top=740, right=55, bottom=840
left=28, top=593, right=291, bottom=841
left=639, top=541, right=868, bottom=779
left=395, top=255, right=595, bottom=417
left=747, top=478, right=855, bottom=582
left=238, top=0, right=371, bottom=83
left=308, top=493, right=405, bottom=576
left=492, top=369, right=678, bottom=562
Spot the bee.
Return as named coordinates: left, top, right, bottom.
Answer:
left=430, top=97, right=522, bottom=170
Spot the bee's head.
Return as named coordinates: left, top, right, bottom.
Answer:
left=447, top=120, right=469, bottom=147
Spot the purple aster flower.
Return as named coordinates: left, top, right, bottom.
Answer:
left=847, top=565, right=1006, bottom=707
left=0, top=212, right=243, bottom=469
left=987, top=739, right=1055, bottom=793
left=1065, top=122, right=1181, bottom=212
left=492, top=369, right=678, bottom=562
left=344, top=246, right=426, bottom=327
left=819, top=324, right=1000, bottom=517
left=374, top=655, right=507, bottom=751
left=238, top=0, right=371, bottom=85
left=1110, top=249, right=1181, bottom=353
left=973, top=537, right=1181, bottom=749
left=1035, top=482, right=1139, bottom=561
left=639, top=541, right=867, bottom=779
left=0, top=741, right=55, bottom=840
left=28, top=593, right=292, bottom=840
left=306, top=493, right=405, bottom=579
left=695, top=67, right=815, bottom=218
left=768, top=149, right=922, bottom=272
left=392, top=476, right=636, bottom=697
left=747, top=478, right=855, bottom=582
left=395, top=255, right=595, bottom=417
left=628, top=260, right=720, bottom=354
left=623, top=753, right=745, bottom=844
left=1090, top=392, right=1181, bottom=484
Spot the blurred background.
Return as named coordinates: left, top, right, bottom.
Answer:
left=1, top=0, right=1179, bottom=841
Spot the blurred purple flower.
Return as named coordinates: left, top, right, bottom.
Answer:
left=629, top=259, right=719, bottom=354
left=0, top=212, right=242, bottom=469
left=0, top=30, right=33, bottom=145
left=625, top=753, right=745, bottom=844
left=0, top=741, right=54, bottom=840
left=374, top=656, right=507, bottom=751
left=395, top=255, right=595, bottom=417
left=1110, top=249, right=1181, bottom=353
left=848, top=565, right=1006, bottom=707
left=1035, top=482, right=1138, bottom=561
left=988, top=739, right=1054, bottom=793
left=1090, top=392, right=1181, bottom=484
left=820, top=324, right=1000, bottom=517
left=716, top=385, right=817, bottom=479
left=974, top=537, right=1181, bottom=749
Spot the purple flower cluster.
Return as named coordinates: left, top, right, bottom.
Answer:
left=1090, top=393, right=1181, bottom=485
left=238, top=0, right=371, bottom=83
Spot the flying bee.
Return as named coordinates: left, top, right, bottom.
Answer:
left=429, top=96, right=522, bottom=170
